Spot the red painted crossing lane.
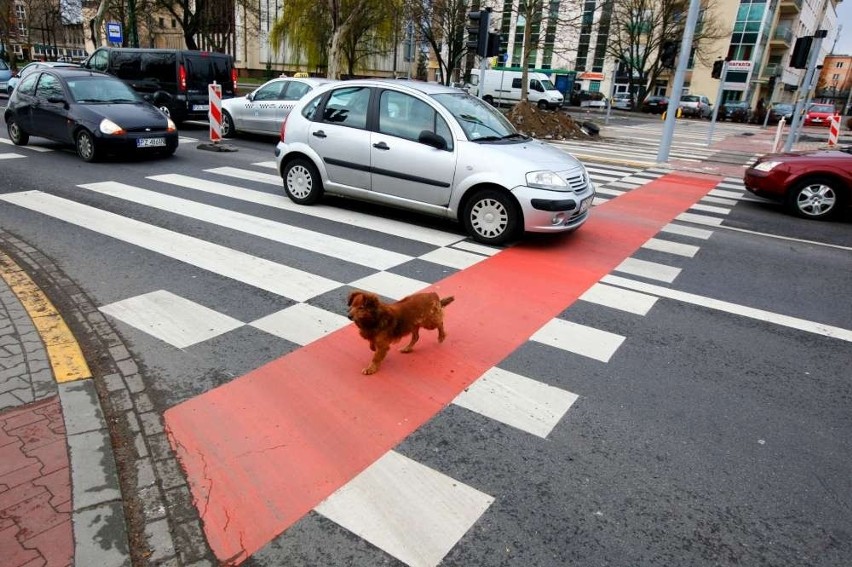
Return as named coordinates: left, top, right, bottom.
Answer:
left=164, top=172, right=720, bottom=563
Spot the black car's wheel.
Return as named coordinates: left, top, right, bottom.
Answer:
left=221, top=111, right=235, bottom=138
left=483, top=95, right=495, bottom=106
left=75, top=130, right=98, bottom=162
left=462, top=188, right=521, bottom=246
left=7, top=118, right=29, bottom=146
left=283, top=158, right=323, bottom=205
left=786, top=177, right=843, bottom=220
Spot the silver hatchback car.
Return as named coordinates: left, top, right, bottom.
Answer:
left=273, top=79, right=595, bottom=245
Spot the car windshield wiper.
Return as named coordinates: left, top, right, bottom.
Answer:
left=107, top=98, right=138, bottom=103
left=76, top=98, right=109, bottom=103
left=501, top=133, right=529, bottom=140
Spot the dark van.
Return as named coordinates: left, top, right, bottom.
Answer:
left=81, top=47, right=236, bottom=123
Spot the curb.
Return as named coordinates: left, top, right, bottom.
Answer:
left=0, top=231, right=215, bottom=566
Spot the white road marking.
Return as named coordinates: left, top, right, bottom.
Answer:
left=418, top=247, right=486, bottom=270
left=150, top=173, right=463, bottom=247
left=99, top=290, right=243, bottom=349
left=690, top=203, right=732, bottom=215
left=531, top=319, right=626, bottom=362
left=0, top=153, right=25, bottom=159
left=661, top=223, right=713, bottom=240
left=701, top=195, right=739, bottom=206
left=709, top=189, right=745, bottom=199
left=642, top=237, right=700, bottom=258
left=614, top=257, right=681, bottom=283
left=580, top=282, right=659, bottom=315
left=250, top=303, right=350, bottom=345
left=348, top=272, right=430, bottom=300
left=78, top=181, right=412, bottom=271
left=676, top=212, right=724, bottom=226
left=602, top=275, right=852, bottom=343
left=0, top=191, right=340, bottom=301
left=0, top=138, right=54, bottom=152
left=453, top=367, right=579, bottom=438
left=315, top=450, right=494, bottom=567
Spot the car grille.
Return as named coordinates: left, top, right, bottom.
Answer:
left=561, top=169, right=588, bottom=192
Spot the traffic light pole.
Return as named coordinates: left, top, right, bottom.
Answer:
left=706, top=61, right=728, bottom=145
left=783, top=32, right=825, bottom=152
left=656, top=0, right=702, bottom=163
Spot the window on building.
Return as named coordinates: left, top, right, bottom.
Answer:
left=159, top=17, right=164, bottom=27
left=836, top=61, right=844, bottom=68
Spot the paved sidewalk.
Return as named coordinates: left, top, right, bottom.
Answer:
left=0, top=243, right=130, bottom=567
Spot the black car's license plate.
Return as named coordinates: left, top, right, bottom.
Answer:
left=137, top=137, right=166, bottom=148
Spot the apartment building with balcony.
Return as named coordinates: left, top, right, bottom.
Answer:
left=815, top=53, right=852, bottom=112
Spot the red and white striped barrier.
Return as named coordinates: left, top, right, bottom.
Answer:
left=208, top=82, right=222, bottom=143
left=827, top=113, right=840, bottom=147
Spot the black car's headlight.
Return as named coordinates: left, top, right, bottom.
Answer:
left=99, top=118, right=126, bottom=136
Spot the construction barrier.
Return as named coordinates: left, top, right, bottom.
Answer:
left=772, top=117, right=786, bottom=153
left=209, top=82, right=222, bottom=143
left=828, top=113, right=840, bottom=147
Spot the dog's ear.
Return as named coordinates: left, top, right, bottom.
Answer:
left=348, top=291, right=361, bottom=307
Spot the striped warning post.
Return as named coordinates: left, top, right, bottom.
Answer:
left=828, top=113, right=840, bottom=147
left=209, top=82, right=222, bottom=143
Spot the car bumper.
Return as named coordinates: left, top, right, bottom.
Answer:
left=743, top=169, right=786, bottom=201
left=513, top=183, right=596, bottom=233
left=95, top=131, right=179, bottom=154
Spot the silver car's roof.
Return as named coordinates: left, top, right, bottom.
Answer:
left=330, top=78, right=461, bottom=96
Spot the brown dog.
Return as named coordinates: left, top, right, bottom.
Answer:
left=347, top=290, right=455, bottom=375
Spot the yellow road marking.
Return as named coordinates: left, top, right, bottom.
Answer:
left=0, top=250, right=92, bottom=382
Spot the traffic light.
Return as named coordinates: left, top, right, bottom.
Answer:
left=660, top=40, right=677, bottom=69
left=767, top=75, right=777, bottom=92
left=486, top=32, right=502, bottom=58
left=790, top=35, right=813, bottom=69
left=467, top=9, right=490, bottom=57
left=711, top=59, right=723, bottom=79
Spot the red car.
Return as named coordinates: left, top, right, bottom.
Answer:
left=743, top=147, right=851, bottom=219
left=803, top=103, right=837, bottom=127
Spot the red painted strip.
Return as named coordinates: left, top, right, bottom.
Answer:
left=165, top=172, right=719, bottom=563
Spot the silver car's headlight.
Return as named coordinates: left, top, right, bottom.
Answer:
left=99, top=118, right=125, bottom=135
left=753, top=161, right=780, bottom=172
left=526, top=171, right=569, bottom=190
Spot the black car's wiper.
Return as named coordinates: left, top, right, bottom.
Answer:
left=76, top=98, right=108, bottom=103
left=107, top=98, right=138, bottom=103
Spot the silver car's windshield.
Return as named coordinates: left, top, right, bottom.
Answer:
left=431, top=92, right=518, bottom=141
left=67, top=77, right=141, bottom=104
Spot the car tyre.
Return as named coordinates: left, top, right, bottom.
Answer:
left=7, top=118, right=29, bottom=146
left=786, top=177, right=842, bottom=220
left=75, top=130, right=98, bottom=162
left=483, top=95, right=495, bottom=106
left=462, top=188, right=520, bottom=246
left=222, top=111, right=235, bottom=138
left=537, top=100, right=549, bottom=110
left=283, top=158, right=323, bottom=205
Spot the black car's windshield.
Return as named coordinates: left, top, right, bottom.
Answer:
left=432, top=92, right=516, bottom=141
left=67, top=77, right=141, bottom=104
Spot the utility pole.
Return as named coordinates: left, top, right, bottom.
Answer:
left=784, top=31, right=827, bottom=152
left=706, top=61, right=728, bottom=145
left=656, top=0, right=702, bottom=163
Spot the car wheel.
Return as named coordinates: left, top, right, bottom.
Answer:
left=75, top=130, right=98, bottom=162
left=283, top=158, right=323, bottom=205
left=537, top=100, right=548, bottom=110
left=483, top=95, right=495, bottom=106
left=222, top=111, right=235, bottom=138
left=462, top=188, right=520, bottom=246
left=7, top=118, right=29, bottom=146
left=786, top=177, right=842, bottom=220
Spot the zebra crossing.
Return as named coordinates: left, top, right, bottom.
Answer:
left=0, top=157, right=747, bottom=566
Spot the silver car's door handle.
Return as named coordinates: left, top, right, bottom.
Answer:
left=372, top=141, right=389, bottom=150
left=312, top=130, right=327, bottom=138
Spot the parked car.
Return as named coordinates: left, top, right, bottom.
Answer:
left=764, top=102, right=794, bottom=124
left=641, top=95, right=669, bottom=114
left=679, top=94, right=712, bottom=118
left=221, top=76, right=334, bottom=137
left=4, top=67, right=178, bottom=162
left=571, top=90, right=607, bottom=108
left=81, top=47, right=236, bottom=123
left=6, top=61, right=79, bottom=94
left=274, top=79, right=596, bottom=245
left=743, top=146, right=851, bottom=220
left=719, top=100, right=752, bottom=123
left=802, top=103, right=836, bottom=127
left=0, top=59, right=12, bottom=93
left=611, top=93, right=634, bottom=110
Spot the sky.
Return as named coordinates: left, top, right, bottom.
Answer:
left=834, top=1, right=852, bottom=55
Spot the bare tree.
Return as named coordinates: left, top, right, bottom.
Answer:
left=405, top=0, right=469, bottom=85
left=603, top=0, right=728, bottom=106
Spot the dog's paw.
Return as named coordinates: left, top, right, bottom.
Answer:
left=400, top=346, right=413, bottom=353
left=362, top=365, right=379, bottom=375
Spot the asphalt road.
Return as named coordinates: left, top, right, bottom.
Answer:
left=0, top=111, right=850, bottom=566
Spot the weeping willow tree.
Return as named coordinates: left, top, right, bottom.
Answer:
left=270, top=0, right=399, bottom=79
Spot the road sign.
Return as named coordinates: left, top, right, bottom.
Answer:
left=107, top=22, right=123, bottom=44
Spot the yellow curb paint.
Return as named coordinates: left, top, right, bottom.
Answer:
left=0, top=250, right=92, bottom=383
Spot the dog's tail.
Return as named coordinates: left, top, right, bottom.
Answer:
left=440, top=296, right=455, bottom=307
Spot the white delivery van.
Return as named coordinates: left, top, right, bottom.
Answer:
left=467, top=69, right=564, bottom=110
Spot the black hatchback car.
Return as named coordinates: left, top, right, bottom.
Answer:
left=641, top=96, right=669, bottom=114
left=4, top=67, right=178, bottom=162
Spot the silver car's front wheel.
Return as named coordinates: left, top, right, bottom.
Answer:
left=221, top=111, right=235, bottom=138
left=788, top=178, right=840, bottom=220
left=462, top=189, right=520, bottom=245
left=283, top=158, right=323, bottom=205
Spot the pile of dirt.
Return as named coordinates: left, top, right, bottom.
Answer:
left=505, top=101, right=597, bottom=140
